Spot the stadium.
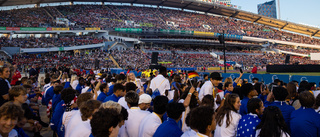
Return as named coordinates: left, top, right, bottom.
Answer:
left=0, top=0, right=320, bottom=137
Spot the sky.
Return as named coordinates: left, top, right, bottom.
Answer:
left=231, top=0, right=320, bottom=28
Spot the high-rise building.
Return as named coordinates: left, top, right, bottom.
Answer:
left=258, top=0, right=277, bottom=19
left=214, top=0, right=231, bottom=4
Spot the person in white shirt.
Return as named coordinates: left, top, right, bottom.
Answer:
left=127, top=72, right=143, bottom=92
left=138, top=94, right=152, bottom=110
left=69, top=100, right=101, bottom=137
left=119, top=92, right=150, bottom=137
left=181, top=106, right=216, bottom=137
left=199, top=72, right=223, bottom=101
left=149, top=67, right=170, bottom=96
left=214, top=93, right=241, bottom=137
left=71, top=75, right=79, bottom=90
left=0, top=102, right=23, bottom=137
left=81, top=80, right=91, bottom=94
left=64, top=93, right=93, bottom=137
left=138, top=96, right=168, bottom=137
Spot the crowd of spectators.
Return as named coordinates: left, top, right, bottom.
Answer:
left=1, top=5, right=320, bottom=45
left=0, top=35, right=107, bottom=48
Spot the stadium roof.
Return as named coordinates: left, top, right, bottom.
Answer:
left=1, top=0, right=320, bottom=38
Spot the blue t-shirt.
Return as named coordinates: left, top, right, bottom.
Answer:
left=97, top=92, right=107, bottom=102
left=50, top=100, right=65, bottom=132
left=103, top=94, right=120, bottom=102
left=153, top=118, right=183, bottom=137
left=258, top=94, right=267, bottom=103
left=14, top=126, right=29, bottom=137
left=290, top=107, right=320, bottom=137
left=75, top=84, right=84, bottom=94
left=240, top=97, right=250, bottom=116
left=43, top=86, right=54, bottom=106
left=237, top=114, right=260, bottom=137
left=52, top=94, right=61, bottom=112
left=107, top=85, right=114, bottom=96
left=224, top=90, right=232, bottom=95
left=265, top=101, right=294, bottom=129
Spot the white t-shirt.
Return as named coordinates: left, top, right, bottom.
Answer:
left=0, top=129, right=18, bottom=137
left=120, top=107, right=150, bottom=137
left=71, top=80, right=79, bottom=90
left=64, top=110, right=82, bottom=137
left=69, top=119, right=91, bottom=137
left=93, top=90, right=101, bottom=100
left=138, top=112, right=162, bottom=137
left=199, top=81, right=214, bottom=101
left=149, top=74, right=170, bottom=96
left=181, top=129, right=198, bottom=137
left=255, top=129, right=290, bottom=137
left=214, top=111, right=241, bottom=137
left=178, top=99, right=191, bottom=132
left=118, top=97, right=129, bottom=110
left=81, top=86, right=90, bottom=94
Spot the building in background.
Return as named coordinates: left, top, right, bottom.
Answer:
left=258, top=0, right=277, bottom=19
left=214, top=0, right=231, bottom=4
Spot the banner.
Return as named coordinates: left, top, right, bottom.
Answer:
left=20, top=27, right=46, bottom=31
left=241, top=73, right=263, bottom=83
left=221, top=73, right=240, bottom=82
left=290, top=75, right=320, bottom=84
left=262, top=74, right=289, bottom=85
left=0, top=27, right=6, bottom=30
left=51, top=28, right=70, bottom=31
left=114, top=28, right=142, bottom=32
left=194, top=31, right=214, bottom=36
left=59, top=47, right=64, bottom=51
left=6, top=27, right=20, bottom=31
left=85, top=28, right=101, bottom=30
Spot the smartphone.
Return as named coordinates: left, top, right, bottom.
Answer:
left=240, top=68, right=243, bottom=73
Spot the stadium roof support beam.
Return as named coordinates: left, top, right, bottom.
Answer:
left=157, top=0, right=166, bottom=6
left=229, top=11, right=239, bottom=18
left=181, top=2, right=192, bottom=9
left=0, top=0, right=8, bottom=6
left=252, top=17, right=262, bottom=23
left=280, top=23, right=288, bottom=29
left=205, top=5, right=216, bottom=13
left=312, top=30, right=319, bottom=36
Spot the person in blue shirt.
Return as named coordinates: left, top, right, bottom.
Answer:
left=237, top=98, right=264, bottom=137
left=52, top=85, right=63, bottom=112
left=96, top=83, right=108, bottom=102
left=75, top=77, right=85, bottom=95
left=239, top=83, right=258, bottom=116
left=224, top=82, right=234, bottom=95
left=43, top=80, right=60, bottom=106
left=103, top=83, right=125, bottom=102
left=50, top=88, right=76, bottom=135
left=107, top=74, right=126, bottom=96
left=290, top=91, right=320, bottom=137
left=154, top=102, right=185, bottom=137
left=264, top=86, right=294, bottom=129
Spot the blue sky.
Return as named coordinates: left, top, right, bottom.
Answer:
left=231, top=0, right=320, bottom=28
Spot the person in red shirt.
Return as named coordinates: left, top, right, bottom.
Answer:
left=251, top=64, right=258, bottom=74
left=11, top=64, right=21, bottom=85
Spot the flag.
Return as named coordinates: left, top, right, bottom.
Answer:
left=188, top=71, right=200, bottom=79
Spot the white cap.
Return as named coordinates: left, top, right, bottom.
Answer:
left=138, top=94, right=152, bottom=104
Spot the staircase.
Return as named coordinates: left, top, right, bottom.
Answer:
left=108, top=42, right=118, bottom=50
left=105, top=5, right=122, bottom=20
left=43, top=8, right=54, bottom=20
left=109, top=55, right=121, bottom=68
left=153, top=8, right=166, bottom=23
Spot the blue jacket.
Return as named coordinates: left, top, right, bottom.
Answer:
left=43, top=86, right=54, bottom=106
left=52, top=94, right=61, bottom=112
left=50, top=100, right=65, bottom=132
left=240, top=97, right=250, bottom=116
left=265, top=101, right=294, bottom=129
left=153, top=118, right=183, bottom=137
left=290, top=107, right=320, bottom=137
left=237, top=114, right=260, bottom=137
left=103, top=94, right=120, bottom=102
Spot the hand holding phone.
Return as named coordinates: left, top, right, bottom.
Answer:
left=240, top=68, right=243, bottom=73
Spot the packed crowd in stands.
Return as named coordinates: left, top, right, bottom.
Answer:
left=1, top=5, right=320, bottom=45
left=271, top=44, right=320, bottom=55
left=0, top=35, right=108, bottom=48
left=1, top=60, right=320, bottom=137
